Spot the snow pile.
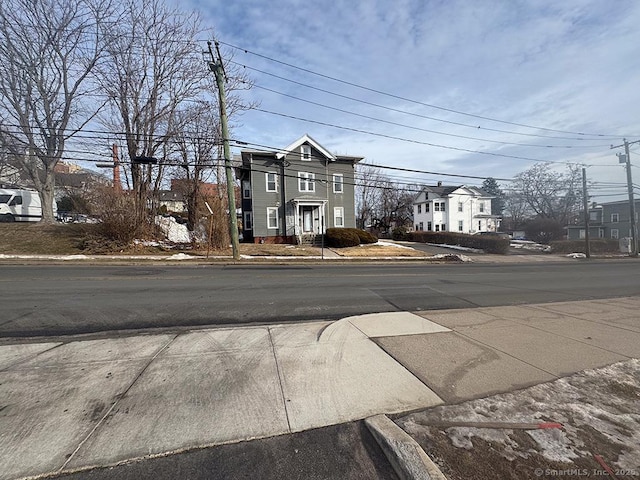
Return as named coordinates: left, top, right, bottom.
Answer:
left=432, top=253, right=473, bottom=262
left=400, top=359, right=640, bottom=467
left=567, top=252, right=587, bottom=258
left=375, top=240, right=416, bottom=250
left=156, top=216, right=191, bottom=243
left=511, top=240, right=552, bottom=252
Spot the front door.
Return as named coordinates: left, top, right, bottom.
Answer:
left=302, top=207, right=314, bottom=233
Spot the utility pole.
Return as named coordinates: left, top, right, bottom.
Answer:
left=207, top=41, right=240, bottom=260
left=612, top=139, right=639, bottom=257
left=581, top=167, right=590, bottom=258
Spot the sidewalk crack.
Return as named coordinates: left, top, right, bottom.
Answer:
left=57, top=333, right=179, bottom=472
left=267, top=327, right=292, bottom=433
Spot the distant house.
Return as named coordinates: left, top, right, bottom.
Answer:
left=235, top=134, right=363, bottom=244
left=566, top=200, right=640, bottom=241
left=158, top=190, right=186, bottom=213
left=413, top=183, right=499, bottom=234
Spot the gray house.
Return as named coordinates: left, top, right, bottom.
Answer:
left=235, top=134, right=363, bottom=244
left=566, top=200, right=640, bottom=242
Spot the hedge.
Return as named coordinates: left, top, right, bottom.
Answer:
left=325, top=228, right=378, bottom=248
left=407, top=231, right=510, bottom=254
left=549, top=239, right=620, bottom=254
left=326, top=228, right=361, bottom=247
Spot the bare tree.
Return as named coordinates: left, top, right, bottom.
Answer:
left=355, top=164, right=384, bottom=229
left=512, top=163, right=583, bottom=225
left=96, top=0, right=210, bottom=229
left=502, top=191, right=532, bottom=231
left=0, top=0, right=112, bottom=222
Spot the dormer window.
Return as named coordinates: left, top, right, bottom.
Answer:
left=301, top=144, right=311, bottom=161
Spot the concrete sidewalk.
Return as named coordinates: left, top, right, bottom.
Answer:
left=1, top=298, right=640, bottom=479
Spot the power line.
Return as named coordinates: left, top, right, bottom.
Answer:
left=245, top=108, right=579, bottom=166
left=248, top=82, right=610, bottom=150
left=219, top=40, right=630, bottom=140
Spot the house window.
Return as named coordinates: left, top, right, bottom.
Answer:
left=589, top=211, right=598, bottom=221
left=298, top=172, right=315, bottom=192
left=479, top=202, right=484, bottom=213
left=242, top=180, right=251, bottom=199
left=244, top=212, right=253, bottom=230
left=599, top=229, right=604, bottom=238
left=458, top=220, right=463, bottom=232
left=333, top=174, right=343, bottom=193
left=478, top=220, right=482, bottom=230
left=611, top=213, right=619, bottom=223
left=441, top=224, right=446, bottom=231
left=440, top=202, right=445, bottom=212
left=579, top=229, right=585, bottom=239
left=301, top=145, right=311, bottom=161
left=427, top=221, right=432, bottom=231
left=611, top=229, right=619, bottom=239
left=425, top=203, right=430, bottom=212
left=334, top=207, right=344, bottom=227
left=419, top=222, right=423, bottom=230
left=265, top=172, right=277, bottom=192
left=434, top=203, right=440, bottom=212
left=458, top=202, right=463, bottom=212
left=417, top=204, right=422, bottom=214
left=267, top=207, right=278, bottom=229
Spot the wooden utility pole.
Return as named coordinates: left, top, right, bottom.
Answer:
left=207, top=41, right=240, bottom=260
left=582, top=168, right=590, bottom=258
left=613, top=139, right=639, bottom=257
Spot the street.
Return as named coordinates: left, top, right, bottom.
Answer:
left=2, top=260, right=639, bottom=337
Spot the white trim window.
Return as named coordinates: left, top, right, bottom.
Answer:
left=611, top=229, right=619, bottom=239
left=611, top=213, right=619, bottom=223
left=242, top=180, right=251, bottom=199
left=301, top=144, right=311, bottom=161
left=298, top=172, right=315, bottom=192
left=333, top=174, right=343, bottom=193
left=458, top=220, right=463, bottom=232
left=479, top=202, right=485, bottom=213
left=267, top=207, right=278, bottom=229
left=334, top=207, right=344, bottom=227
left=458, top=202, right=463, bottom=212
left=244, top=212, right=253, bottom=230
left=265, top=172, right=277, bottom=192
left=417, top=204, right=422, bottom=214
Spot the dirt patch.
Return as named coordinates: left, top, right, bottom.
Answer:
left=0, top=223, right=91, bottom=254
left=398, top=359, right=640, bottom=479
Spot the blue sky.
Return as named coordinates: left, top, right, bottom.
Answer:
left=190, top=0, right=640, bottom=199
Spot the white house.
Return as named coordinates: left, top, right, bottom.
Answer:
left=413, top=183, right=500, bottom=234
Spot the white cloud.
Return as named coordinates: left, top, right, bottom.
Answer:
left=188, top=0, right=640, bottom=198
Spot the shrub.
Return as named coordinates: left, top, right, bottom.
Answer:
left=550, top=239, right=620, bottom=254
left=326, top=228, right=360, bottom=247
left=89, top=188, right=143, bottom=243
left=407, top=231, right=510, bottom=254
left=352, top=228, right=378, bottom=244
left=524, top=218, right=564, bottom=244
left=391, top=226, right=408, bottom=241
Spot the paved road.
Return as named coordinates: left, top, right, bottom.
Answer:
left=1, top=261, right=639, bottom=337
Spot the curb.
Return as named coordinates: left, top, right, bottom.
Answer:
left=365, top=414, right=448, bottom=480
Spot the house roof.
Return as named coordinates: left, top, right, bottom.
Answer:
left=415, top=184, right=493, bottom=201
left=277, top=134, right=336, bottom=161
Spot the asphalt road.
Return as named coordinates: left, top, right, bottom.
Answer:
left=1, top=261, right=639, bottom=337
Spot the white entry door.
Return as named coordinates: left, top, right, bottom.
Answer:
left=302, top=207, right=314, bottom=232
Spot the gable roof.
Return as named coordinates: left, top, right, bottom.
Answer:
left=414, top=184, right=493, bottom=202
left=276, top=134, right=336, bottom=161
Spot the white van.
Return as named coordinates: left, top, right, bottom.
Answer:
left=0, top=188, right=54, bottom=222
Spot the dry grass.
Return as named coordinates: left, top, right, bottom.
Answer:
left=0, top=224, right=426, bottom=258
left=332, top=244, right=428, bottom=257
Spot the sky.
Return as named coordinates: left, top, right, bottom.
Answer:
left=160, top=0, right=640, bottom=201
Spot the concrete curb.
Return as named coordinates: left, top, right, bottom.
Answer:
left=365, top=414, right=448, bottom=480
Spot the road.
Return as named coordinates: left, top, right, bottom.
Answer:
left=1, top=261, right=639, bottom=337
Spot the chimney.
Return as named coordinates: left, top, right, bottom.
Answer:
left=112, top=144, right=122, bottom=192
left=437, top=181, right=442, bottom=187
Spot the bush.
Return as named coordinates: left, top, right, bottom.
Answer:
left=352, top=228, right=378, bottom=244
left=326, top=228, right=360, bottom=248
left=550, top=239, right=620, bottom=254
left=407, top=231, right=510, bottom=254
left=524, top=218, right=564, bottom=244
left=392, top=226, right=408, bottom=241
left=89, top=188, right=143, bottom=243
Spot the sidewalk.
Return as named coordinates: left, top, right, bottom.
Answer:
left=1, top=298, right=640, bottom=479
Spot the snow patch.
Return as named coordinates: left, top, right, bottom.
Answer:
left=156, top=216, right=191, bottom=243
